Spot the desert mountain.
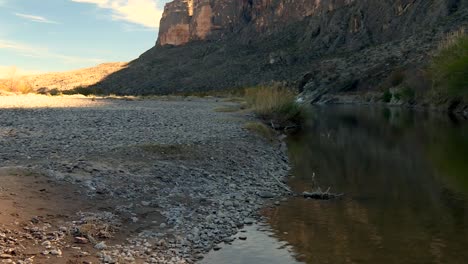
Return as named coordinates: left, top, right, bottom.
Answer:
left=88, top=0, right=467, bottom=104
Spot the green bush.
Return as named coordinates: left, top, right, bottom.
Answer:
left=382, top=89, right=392, bottom=102
left=430, top=30, right=468, bottom=97
left=400, top=86, right=416, bottom=101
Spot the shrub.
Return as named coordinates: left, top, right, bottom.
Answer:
left=244, top=122, right=275, bottom=141
left=400, top=86, right=416, bottom=101
left=430, top=29, right=468, bottom=97
left=382, top=89, right=392, bottom=102
left=64, top=86, right=104, bottom=96
left=244, top=85, right=302, bottom=125
left=0, top=79, right=34, bottom=94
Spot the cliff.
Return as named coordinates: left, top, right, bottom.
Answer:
left=92, top=0, right=468, bottom=105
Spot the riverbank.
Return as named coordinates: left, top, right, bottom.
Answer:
left=0, top=95, right=290, bottom=263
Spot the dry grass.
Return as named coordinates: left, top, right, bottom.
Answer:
left=244, top=121, right=276, bottom=141
left=244, top=85, right=302, bottom=125
left=0, top=79, right=34, bottom=94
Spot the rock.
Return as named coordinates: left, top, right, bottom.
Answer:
left=243, top=218, right=255, bottom=225
left=159, top=223, right=167, bottom=228
left=274, top=201, right=280, bottom=206
left=75, top=237, right=89, bottom=244
left=223, top=237, right=235, bottom=243
left=0, top=255, right=12, bottom=259
left=141, top=201, right=151, bottom=206
left=258, top=191, right=275, bottom=199
left=103, top=254, right=115, bottom=263
left=94, top=241, right=107, bottom=250
left=50, top=249, right=62, bottom=256
left=239, top=236, right=247, bottom=240
left=213, top=245, right=222, bottom=251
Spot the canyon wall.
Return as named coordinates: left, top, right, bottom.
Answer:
left=93, top=0, right=468, bottom=102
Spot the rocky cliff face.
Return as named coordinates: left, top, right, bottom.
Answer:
left=93, top=0, right=468, bottom=105
left=157, top=0, right=323, bottom=46
left=157, top=0, right=463, bottom=48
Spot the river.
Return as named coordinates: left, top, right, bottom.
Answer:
left=204, top=106, right=468, bottom=264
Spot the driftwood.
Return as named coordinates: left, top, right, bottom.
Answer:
left=270, top=120, right=301, bottom=132
left=302, top=191, right=343, bottom=200
left=302, top=187, right=344, bottom=200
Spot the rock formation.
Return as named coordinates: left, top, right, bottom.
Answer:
left=92, top=0, right=468, bottom=103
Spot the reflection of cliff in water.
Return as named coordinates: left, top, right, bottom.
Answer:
left=264, top=106, right=468, bottom=264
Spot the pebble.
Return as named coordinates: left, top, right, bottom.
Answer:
left=50, top=249, right=62, bottom=256
left=75, top=237, right=89, bottom=244
left=243, top=218, right=255, bottom=225
left=258, top=191, right=275, bottom=199
left=0, top=97, right=291, bottom=263
left=94, top=241, right=107, bottom=250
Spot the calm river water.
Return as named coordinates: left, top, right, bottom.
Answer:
left=205, top=106, right=468, bottom=264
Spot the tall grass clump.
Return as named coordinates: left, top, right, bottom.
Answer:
left=430, top=29, right=468, bottom=99
left=244, top=85, right=303, bottom=126
left=0, top=80, right=34, bottom=94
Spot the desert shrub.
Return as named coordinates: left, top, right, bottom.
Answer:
left=64, top=86, right=104, bottom=96
left=0, top=80, right=34, bottom=94
left=244, top=122, right=275, bottom=141
left=400, top=86, right=416, bottom=101
left=244, top=85, right=302, bottom=124
left=382, top=89, right=392, bottom=102
left=430, top=29, right=468, bottom=97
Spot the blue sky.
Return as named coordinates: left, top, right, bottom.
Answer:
left=0, top=0, right=170, bottom=77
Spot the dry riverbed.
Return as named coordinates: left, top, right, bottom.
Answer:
left=0, top=95, right=290, bottom=264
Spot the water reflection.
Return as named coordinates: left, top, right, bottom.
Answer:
left=264, top=106, right=468, bottom=264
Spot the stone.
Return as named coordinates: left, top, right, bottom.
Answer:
left=213, top=245, right=222, bottom=251
left=239, top=236, right=247, bottom=240
left=0, top=255, right=12, bottom=259
left=74, top=237, right=89, bottom=244
left=243, top=218, right=255, bottom=225
left=258, top=191, right=275, bottom=199
left=50, top=249, right=62, bottom=256
left=223, top=237, right=235, bottom=243
left=94, top=242, right=107, bottom=250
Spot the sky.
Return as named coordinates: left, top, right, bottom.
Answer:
left=0, top=0, right=171, bottom=77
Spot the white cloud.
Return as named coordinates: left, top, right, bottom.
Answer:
left=15, top=13, right=59, bottom=24
left=72, top=0, right=163, bottom=29
left=0, top=39, right=103, bottom=65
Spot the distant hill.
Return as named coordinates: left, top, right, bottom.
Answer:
left=0, top=62, right=127, bottom=93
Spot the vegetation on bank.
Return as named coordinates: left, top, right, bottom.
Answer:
left=244, top=122, right=276, bottom=141
left=381, top=29, right=467, bottom=108
left=243, top=85, right=303, bottom=127
left=430, top=29, right=468, bottom=99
